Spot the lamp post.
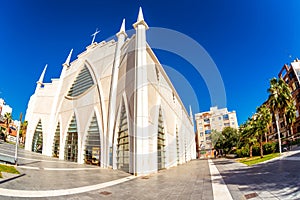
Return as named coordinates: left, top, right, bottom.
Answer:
left=14, top=112, right=22, bottom=165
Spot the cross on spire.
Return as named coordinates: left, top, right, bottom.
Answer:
left=91, top=28, right=100, bottom=44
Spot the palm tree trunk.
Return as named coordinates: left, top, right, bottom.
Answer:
left=290, top=125, right=294, bottom=141
left=275, top=113, right=282, bottom=154
left=250, top=145, right=253, bottom=158
left=260, top=134, right=263, bottom=158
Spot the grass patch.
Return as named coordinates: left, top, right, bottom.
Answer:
left=237, top=153, right=280, bottom=166
left=0, top=164, right=20, bottom=178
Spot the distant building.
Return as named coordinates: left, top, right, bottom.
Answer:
left=24, top=8, right=196, bottom=175
left=195, top=106, right=238, bottom=156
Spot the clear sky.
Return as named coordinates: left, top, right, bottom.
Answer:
left=0, top=0, right=299, bottom=125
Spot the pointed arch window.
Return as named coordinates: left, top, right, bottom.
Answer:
left=117, top=100, right=129, bottom=172
left=64, top=115, right=78, bottom=162
left=52, top=122, right=60, bottom=158
left=176, top=125, right=180, bottom=164
left=32, top=119, right=43, bottom=153
left=84, top=113, right=101, bottom=166
left=67, top=65, right=94, bottom=97
left=157, top=108, right=166, bottom=170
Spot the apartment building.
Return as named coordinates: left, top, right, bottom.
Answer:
left=195, top=106, right=238, bottom=156
left=273, top=58, right=300, bottom=141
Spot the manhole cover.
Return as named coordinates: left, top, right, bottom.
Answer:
left=141, top=176, right=149, bottom=179
left=100, top=191, right=112, bottom=195
left=244, top=192, right=258, bottom=199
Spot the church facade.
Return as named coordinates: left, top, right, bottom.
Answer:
left=24, top=8, right=196, bottom=175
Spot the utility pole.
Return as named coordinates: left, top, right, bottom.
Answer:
left=14, top=112, right=22, bottom=165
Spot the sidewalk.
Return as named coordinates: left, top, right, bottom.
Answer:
left=0, top=142, right=214, bottom=199
left=212, top=148, right=300, bottom=200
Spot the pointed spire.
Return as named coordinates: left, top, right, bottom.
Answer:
left=133, top=7, right=149, bottom=29
left=116, top=18, right=127, bottom=37
left=137, top=7, right=144, bottom=22
left=37, top=64, right=47, bottom=85
left=63, top=49, right=73, bottom=67
left=189, top=105, right=194, bottom=125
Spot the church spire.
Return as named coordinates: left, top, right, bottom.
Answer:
left=116, top=18, right=127, bottom=37
left=63, top=49, right=73, bottom=67
left=37, top=64, right=47, bottom=85
left=35, top=64, right=47, bottom=92
left=133, top=7, right=149, bottom=29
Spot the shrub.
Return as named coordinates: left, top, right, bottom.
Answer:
left=263, top=142, right=278, bottom=154
left=236, top=146, right=249, bottom=158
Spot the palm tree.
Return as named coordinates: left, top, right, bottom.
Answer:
left=267, top=77, right=293, bottom=154
left=241, top=118, right=257, bottom=158
left=256, top=104, right=271, bottom=158
left=3, top=112, right=12, bottom=142
left=20, top=120, right=28, bottom=144
left=285, top=102, right=296, bottom=141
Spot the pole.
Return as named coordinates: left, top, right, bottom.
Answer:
left=14, top=112, right=22, bottom=164
left=275, top=113, right=282, bottom=154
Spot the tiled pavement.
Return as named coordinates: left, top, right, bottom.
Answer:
left=0, top=142, right=213, bottom=199
left=2, top=141, right=300, bottom=200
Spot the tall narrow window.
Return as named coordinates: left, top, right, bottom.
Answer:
left=32, top=119, right=43, bottom=153
left=176, top=126, right=180, bottom=164
left=84, top=113, right=101, bottom=166
left=52, top=122, right=60, bottom=158
left=64, top=115, right=78, bottom=162
left=157, top=108, right=166, bottom=170
left=117, top=101, right=129, bottom=172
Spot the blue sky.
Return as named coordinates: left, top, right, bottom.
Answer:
left=0, top=0, right=300, bottom=125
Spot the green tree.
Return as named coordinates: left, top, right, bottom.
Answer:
left=3, top=112, right=12, bottom=142
left=220, top=127, right=239, bottom=154
left=267, top=77, right=293, bottom=154
left=211, top=129, right=223, bottom=149
left=256, top=104, right=271, bottom=158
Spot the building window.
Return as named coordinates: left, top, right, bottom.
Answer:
left=289, top=72, right=295, bottom=79
left=205, top=130, right=211, bottom=134
left=218, top=117, right=222, bottom=120
left=297, top=126, right=300, bottom=133
left=223, top=114, right=229, bottom=120
left=32, top=119, right=43, bottom=153
left=52, top=122, right=60, bottom=158
left=117, top=101, right=129, bottom=172
left=200, top=132, right=204, bottom=137
left=176, top=126, right=180, bottom=164
left=67, top=65, right=94, bottom=97
left=64, top=115, right=78, bottom=162
left=224, top=123, right=230, bottom=127
left=204, top=118, right=210, bottom=123
left=157, top=107, right=166, bottom=170
left=84, top=113, right=101, bottom=166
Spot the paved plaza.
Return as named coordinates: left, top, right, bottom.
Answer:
left=1, top=141, right=300, bottom=199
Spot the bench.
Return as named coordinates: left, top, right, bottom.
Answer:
left=0, top=155, right=16, bottom=165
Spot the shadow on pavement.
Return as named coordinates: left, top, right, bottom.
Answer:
left=213, top=155, right=300, bottom=199
left=17, top=160, right=41, bottom=166
left=0, top=174, right=26, bottom=184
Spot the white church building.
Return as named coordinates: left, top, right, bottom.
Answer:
left=25, top=8, right=196, bottom=175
